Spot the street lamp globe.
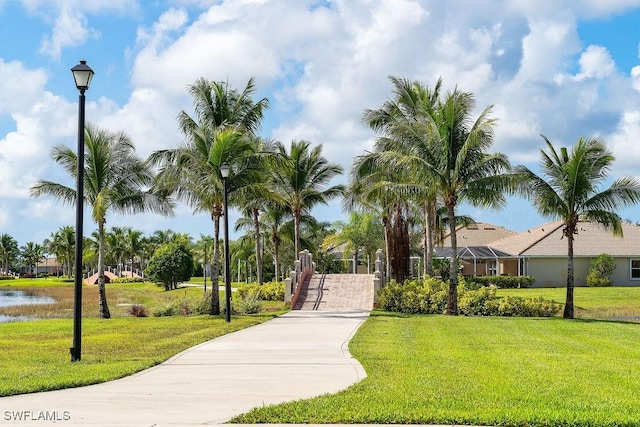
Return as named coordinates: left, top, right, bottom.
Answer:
left=71, top=60, right=94, bottom=91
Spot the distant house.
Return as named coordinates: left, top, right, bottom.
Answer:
left=435, top=220, right=640, bottom=287
left=489, top=220, right=640, bottom=287
left=435, top=222, right=518, bottom=277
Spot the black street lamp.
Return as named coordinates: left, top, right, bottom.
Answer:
left=70, top=60, right=94, bottom=362
left=220, top=164, right=232, bottom=322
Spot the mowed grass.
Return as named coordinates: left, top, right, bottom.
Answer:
left=0, top=314, right=278, bottom=397
left=233, top=290, right=640, bottom=427
left=498, top=286, right=640, bottom=319
left=0, top=278, right=285, bottom=397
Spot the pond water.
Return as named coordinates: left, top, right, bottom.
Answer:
left=0, top=290, right=55, bottom=323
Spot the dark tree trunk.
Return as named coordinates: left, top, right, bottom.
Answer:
left=564, top=223, right=576, bottom=319
left=424, top=198, right=436, bottom=277
left=97, top=219, right=111, bottom=319
left=253, top=208, right=263, bottom=286
left=389, top=203, right=410, bottom=283
left=209, top=211, right=221, bottom=315
left=445, top=201, right=458, bottom=315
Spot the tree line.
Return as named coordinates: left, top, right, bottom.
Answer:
left=5, top=75, right=639, bottom=320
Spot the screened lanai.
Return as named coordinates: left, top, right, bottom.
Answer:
left=434, top=246, right=521, bottom=277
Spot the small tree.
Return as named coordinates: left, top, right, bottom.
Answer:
left=586, top=253, right=616, bottom=287
left=145, top=242, right=194, bottom=291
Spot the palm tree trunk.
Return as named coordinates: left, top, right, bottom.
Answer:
left=382, top=215, right=391, bottom=282
left=209, top=213, right=221, bottom=315
left=424, top=198, right=435, bottom=277
left=253, top=208, right=263, bottom=286
left=445, top=201, right=458, bottom=315
left=273, top=237, right=280, bottom=282
left=564, top=230, right=575, bottom=319
left=294, top=212, right=300, bottom=259
left=97, top=220, right=111, bottom=319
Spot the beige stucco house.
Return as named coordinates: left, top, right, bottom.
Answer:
left=488, top=220, right=640, bottom=287
left=437, top=220, right=640, bottom=287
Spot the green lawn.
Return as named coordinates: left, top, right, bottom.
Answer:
left=498, top=286, right=640, bottom=319
left=232, top=312, right=640, bottom=426
left=0, top=278, right=285, bottom=396
left=0, top=314, right=278, bottom=397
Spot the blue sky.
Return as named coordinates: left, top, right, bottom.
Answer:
left=2, top=0, right=640, bottom=247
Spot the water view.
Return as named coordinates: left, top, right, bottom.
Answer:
left=0, top=290, right=55, bottom=323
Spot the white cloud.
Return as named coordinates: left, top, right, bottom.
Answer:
left=573, top=45, right=616, bottom=81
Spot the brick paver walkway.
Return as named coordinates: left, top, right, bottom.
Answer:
left=295, top=274, right=374, bottom=311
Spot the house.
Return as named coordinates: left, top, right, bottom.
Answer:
left=435, top=222, right=518, bottom=277
left=435, top=219, right=640, bottom=287
left=488, top=220, right=640, bottom=287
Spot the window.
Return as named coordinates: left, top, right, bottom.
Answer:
left=630, top=260, right=640, bottom=280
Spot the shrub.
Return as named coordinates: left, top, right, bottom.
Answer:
left=0, top=276, right=16, bottom=281
left=378, top=275, right=560, bottom=317
left=586, top=253, right=615, bottom=287
left=260, top=281, right=285, bottom=301
left=111, top=277, right=144, bottom=284
left=128, top=304, right=149, bottom=317
left=470, top=275, right=535, bottom=289
left=237, top=282, right=285, bottom=301
left=152, top=298, right=192, bottom=317
left=233, top=293, right=263, bottom=314
left=145, top=242, right=194, bottom=291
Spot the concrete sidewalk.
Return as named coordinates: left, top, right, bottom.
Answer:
left=0, top=311, right=369, bottom=426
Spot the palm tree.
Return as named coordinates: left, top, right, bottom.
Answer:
left=30, top=124, right=174, bottom=318
left=271, top=140, right=345, bottom=258
left=151, top=127, right=257, bottom=314
left=152, top=77, right=268, bottom=314
left=105, top=226, right=128, bottom=274
left=0, top=233, right=19, bottom=274
left=515, top=136, right=640, bottom=318
left=44, top=226, right=75, bottom=277
left=233, top=137, right=280, bottom=285
left=20, top=242, right=45, bottom=277
left=261, top=203, right=293, bottom=282
left=123, top=228, right=145, bottom=274
left=363, top=76, right=443, bottom=277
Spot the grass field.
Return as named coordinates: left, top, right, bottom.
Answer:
left=232, top=312, right=640, bottom=426
left=0, top=277, right=285, bottom=396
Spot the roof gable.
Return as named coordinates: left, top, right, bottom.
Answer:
left=490, top=220, right=640, bottom=257
left=441, top=222, right=516, bottom=247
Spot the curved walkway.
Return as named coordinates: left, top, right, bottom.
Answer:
left=0, top=310, right=369, bottom=426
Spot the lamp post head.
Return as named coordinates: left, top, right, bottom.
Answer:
left=71, top=60, right=94, bottom=91
left=220, top=164, right=230, bottom=179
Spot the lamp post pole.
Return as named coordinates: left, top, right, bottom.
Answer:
left=70, top=60, right=94, bottom=362
left=220, top=165, right=231, bottom=322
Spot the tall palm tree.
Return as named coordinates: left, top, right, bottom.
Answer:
left=0, top=233, right=19, bottom=274
left=271, top=140, right=345, bottom=258
left=152, top=77, right=268, bottom=315
left=30, top=124, right=174, bottom=318
left=515, top=136, right=640, bottom=318
left=233, top=137, right=280, bottom=285
left=151, top=127, right=257, bottom=314
left=363, top=76, right=443, bottom=277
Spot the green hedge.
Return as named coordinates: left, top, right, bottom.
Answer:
left=237, top=281, right=285, bottom=301
left=378, top=276, right=560, bottom=317
left=0, top=276, right=17, bottom=281
left=110, top=277, right=145, bottom=284
left=469, top=275, right=535, bottom=289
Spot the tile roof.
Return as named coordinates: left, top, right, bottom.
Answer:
left=489, top=220, right=640, bottom=257
left=441, top=222, right=517, bottom=247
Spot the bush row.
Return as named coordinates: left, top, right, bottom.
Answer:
left=468, top=275, right=535, bottom=289
left=110, top=276, right=145, bottom=284
left=377, top=276, right=561, bottom=317
left=0, top=276, right=16, bottom=281
left=133, top=291, right=264, bottom=318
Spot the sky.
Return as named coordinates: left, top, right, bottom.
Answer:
left=2, top=0, right=640, bottom=247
